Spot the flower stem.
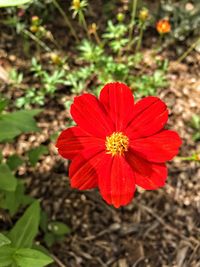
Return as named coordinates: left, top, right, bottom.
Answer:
left=94, top=31, right=102, bottom=46
left=79, top=11, right=91, bottom=40
left=136, top=22, right=144, bottom=52
left=129, top=0, right=138, bottom=43
left=52, top=0, right=79, bottom=42
left=177, top=36, right=200, bottom=63
left=23, top=29, right=51, bottom=52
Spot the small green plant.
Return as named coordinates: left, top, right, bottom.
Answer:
left=132, top=69, right=168, bottom=97
left=0, top=202, right=53, bottom=267
left=9, top=69, right=23, bottom=85
left=40, top=211, right=70, bottom=248
left=16, top=58, right=66, bottom=108
left=189, top=115, right=200, bottom=141
left=103, top=20, right=128, bottom=54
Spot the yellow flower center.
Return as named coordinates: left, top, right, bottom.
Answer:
left=105, top=132, right=129, bottom=156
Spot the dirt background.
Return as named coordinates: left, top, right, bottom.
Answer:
left=0, top=1, right=200, bottom=267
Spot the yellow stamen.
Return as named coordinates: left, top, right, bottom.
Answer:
left=105, top=132, right=129, bottom=157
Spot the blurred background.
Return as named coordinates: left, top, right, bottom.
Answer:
left=0, top=0, right=200, bottom=266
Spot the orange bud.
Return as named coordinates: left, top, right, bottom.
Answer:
left=88, top=23, right=98, bottom=35
left=156, top=19, right=171, bottom=34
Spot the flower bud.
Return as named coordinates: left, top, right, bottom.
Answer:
left=139, top=8, right=149, bottom=22
left=30, top=25, right=38, bottom=33
left=194, top=154, right=200, bottom=161
left=31, top=16, right=39, bottom=23
left=88, top=23, right=98, bottom=35
left=156, top=19, right=171, bottom=34
left=72, top=0, right=80, bottom=9
left=50, top=53, right=62, bottom=65
left=117, top=13, right=125, bottom=22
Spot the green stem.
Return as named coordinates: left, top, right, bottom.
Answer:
left=80, top=11, right=91, bottom=40
left=176, top=156, right=197, bottom=161
left=94, top=31, right=102, bottom=46
left=23, top=29, right=51, bottom=52
left=52, top=0, right=79, bottom=42
left=136, top=22, right=144, bottom=52
left=129, top=0, right=138, bottom=42
left=177, top=36, right=200, bottom=63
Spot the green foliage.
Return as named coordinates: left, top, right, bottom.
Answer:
left=7, top=154, right=24, bottom=171
left=2, top=182, right=34, bottom=216
left=9, top=69, right=23, bottom=85
left=78, top=40, right=103, bottom=62
left=0, top=97, right=8, bottom=113
left=103, top=20, right=128, bottom=53
left=0, top=109, right=41, bottom=142
left=13, top=248, right=53, bottom=267
left=0, top=246, right=15, bottom=267
left=0, top=164, right=17, bottom=192
left=0, top=246, right=52, bottom=267
left=40, top=211, right=70, bottom=247
left=48, top=221, right=70, bottom=236
left=0, top=201, right=52, bottom=267
left=8, top=201, right=40, bottom=248
left=189, top=115, right=200, bottom=141
left=0, top=0, right=32, bottom=7
left=133, top=69, right=168, bottom=97
left=0, top=234, right=11, bottom=248
left=16, top=59, right=66, bottom=108
left=27, top=145, right=49, bottom=166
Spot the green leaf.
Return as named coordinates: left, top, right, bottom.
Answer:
left=0, top=98, right=8, bottom=112
left=0, top=120, right=21, bottom=142
left=7, top=154, right=23, bottom=171
left=0, top=109, right=41, bottom=142
left=8, top=201, right=40, bottom=248
left=1, top=110, right=41, bottom=133
left=0, top=234, right=11, bottom=247
left=0, top=0, right=32, bottom=7
left=13, top=248, right=53, bottom=267
left=4, top=182, right=33, bottom=216
left=40, top=211, right=49, bottom=232
left=48, top=221, right=70, bottom=236
left=0, top=150, right=2, bottom=163
left=0, top=164, right=17, bottom=191
left=28, top=145, right=48, bottom=166
left=0, top=246, right=15, bottom=266
left=44, top=233, right=56, bottom=248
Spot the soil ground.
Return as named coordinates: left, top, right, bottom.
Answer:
left=0, top=2, right=200, bottom=267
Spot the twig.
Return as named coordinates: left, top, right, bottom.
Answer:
left=177, top=36, right=200, bottom=63
left=23, top=29, right=51, bottom=52
left=51, top=254, right=67, bottom=267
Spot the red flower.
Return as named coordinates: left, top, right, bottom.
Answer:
left=56, top=82, right=182, bottom=208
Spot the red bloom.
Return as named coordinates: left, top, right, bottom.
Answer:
left=56, top=82, right=182, bottom=208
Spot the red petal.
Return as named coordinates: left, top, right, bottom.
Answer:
left=126, top=150, right=167, bottom=190
left=98, top=155, right=135, bottom=208
left=70, top=94, right=114, bottom=138
left=99, top=82, right=134, bottom=131
left=135, top=163, right=167, bottom=190
left=56, top=126, right=105, bottom=160
left=130, top=130, right=182, bottom=162
left=69, top=147, right=105, bottom=190
left=125, top=96, right=168, bottom=139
